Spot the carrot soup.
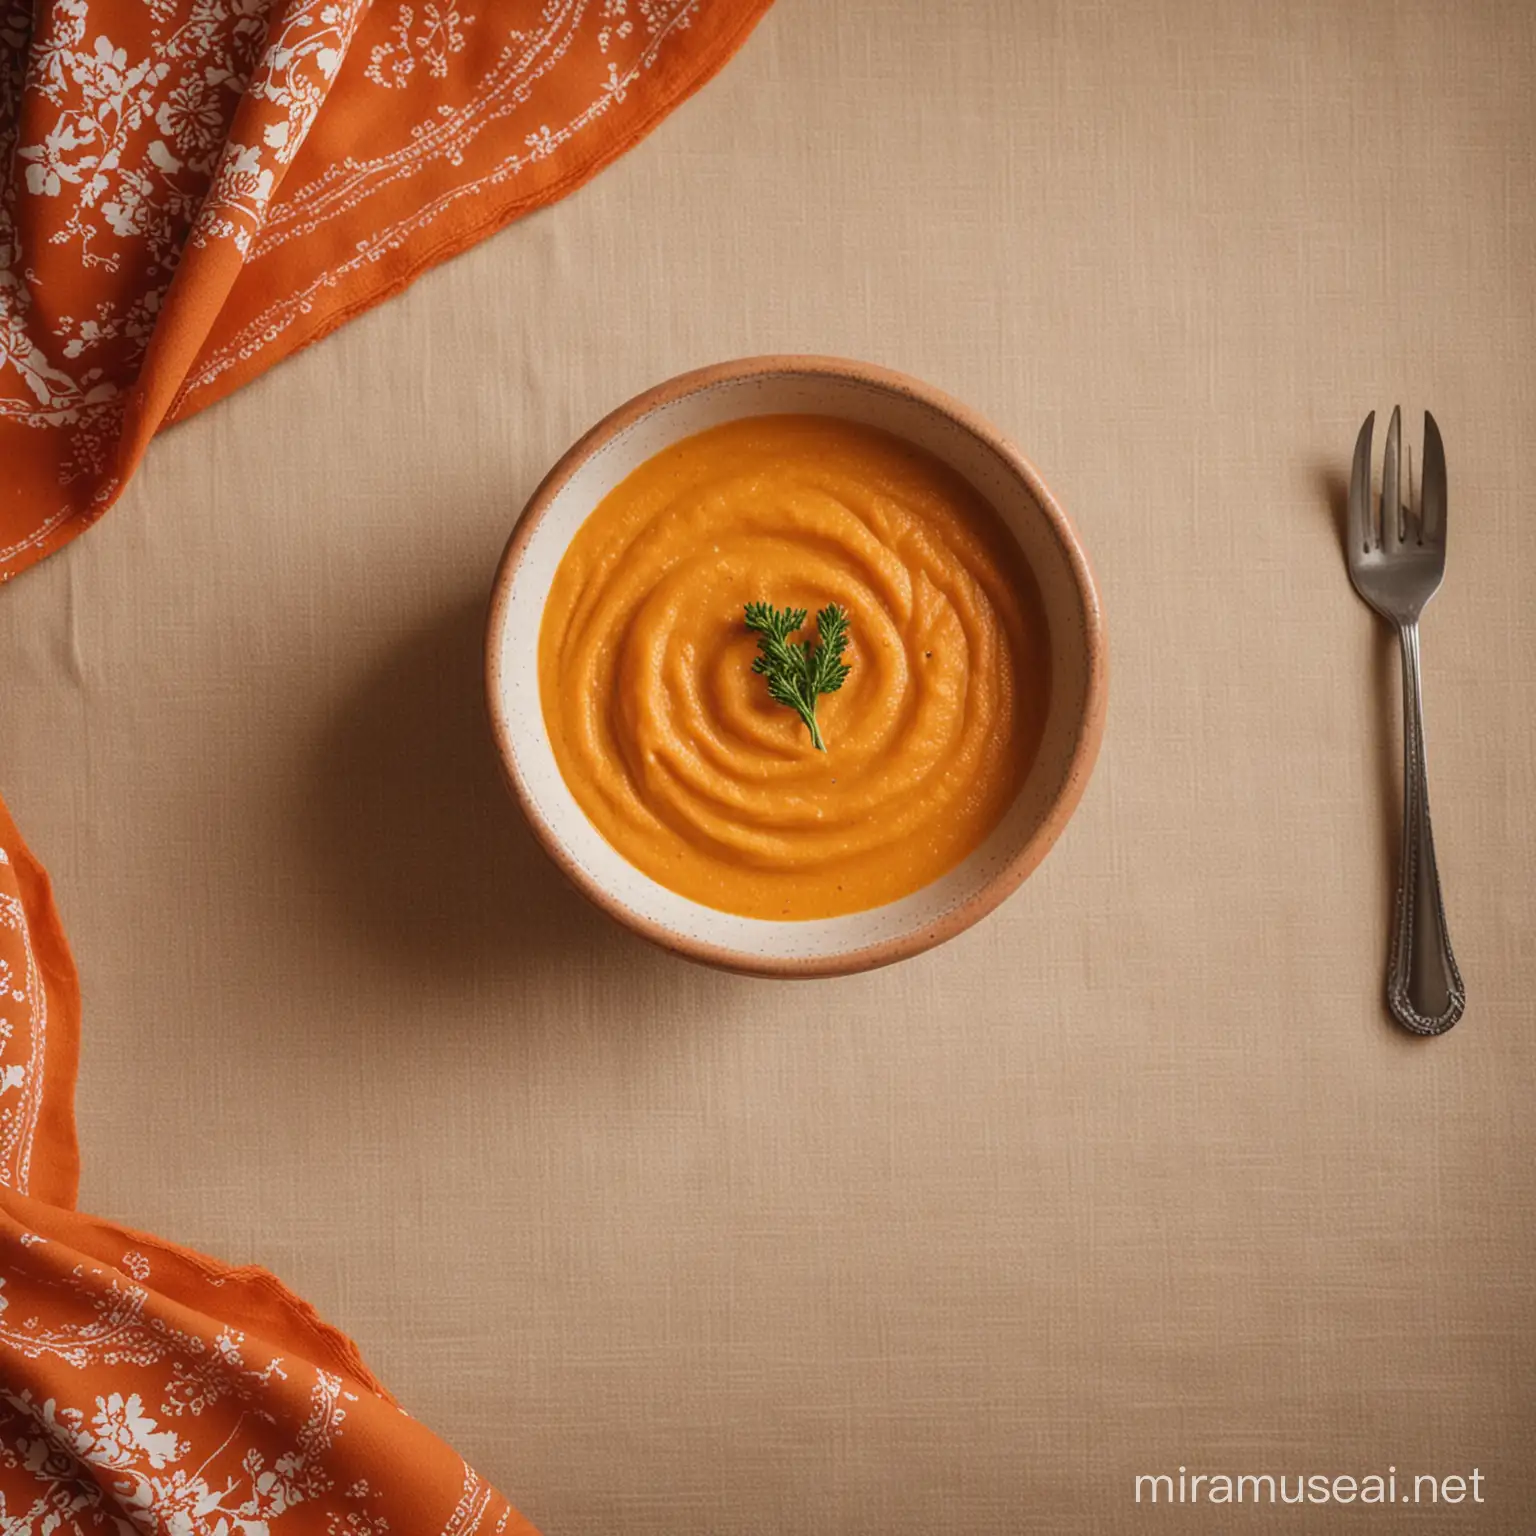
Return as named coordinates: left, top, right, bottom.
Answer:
left=538, top=414, right=1050, bottom=919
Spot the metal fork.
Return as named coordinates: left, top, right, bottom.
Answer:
left=1347, top=407, right=1465, bottom=1035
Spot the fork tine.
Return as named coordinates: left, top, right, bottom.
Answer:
left=1382, top=405, right=1403, bottom=549
left=1349, top=412, right=1375, bottom=552
left=1422, top=410, right=1447, bottom=548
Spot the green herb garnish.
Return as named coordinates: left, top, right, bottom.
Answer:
left=744, top=601, right=852, bottom=752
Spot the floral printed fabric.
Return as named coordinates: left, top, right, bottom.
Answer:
left=0, top=789, right=540, bottom=1532
left=0, top=0, right=773, bottom=580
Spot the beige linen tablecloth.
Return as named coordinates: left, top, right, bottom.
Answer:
left=2, top=2, right=1534, bottom=1531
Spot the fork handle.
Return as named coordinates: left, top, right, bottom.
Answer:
left=1389, top=622, right=1465, bottom=1034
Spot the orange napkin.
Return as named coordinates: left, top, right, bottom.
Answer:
left=0, top=789, right=540, bottom=1531
left=1, top=0, right=773, bottom=581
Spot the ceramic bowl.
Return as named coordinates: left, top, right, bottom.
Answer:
left=485, top=356, right=1106, bottom=976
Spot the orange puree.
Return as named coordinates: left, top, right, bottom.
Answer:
left=538, top=414, right=1050, bottom=920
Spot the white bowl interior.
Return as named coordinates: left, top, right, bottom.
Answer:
left=491, top=371, right=1095, bottom=965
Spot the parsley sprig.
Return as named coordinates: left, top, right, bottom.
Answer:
left=744, top=601, right=852, bottom=752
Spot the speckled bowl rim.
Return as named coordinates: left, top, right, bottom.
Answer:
left=485, top=355, right=1107, bottom=977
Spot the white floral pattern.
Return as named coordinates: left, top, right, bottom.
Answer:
left=0, top=1360, right=368, bottom=1534
left=177, top=0, right=703, bottom=404
left=0, top=1155, right=522, bottom=1529
left=0, top=0, right=265, bottom=467
left=193, top=1, right=367, bottom=255
left=0, top=881, right=47, bottom=1199
left=0, top=820, right=527, bottom=1529
left=3, top=0, right=762, bottom=582
left=0, top=0, right=707, bottom=438
left=365, top=3, right=476, bottom=90
left=0, top=0, right=361, bottom=448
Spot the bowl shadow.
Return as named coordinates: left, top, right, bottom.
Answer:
left=296, top=591, right=640, bottom=980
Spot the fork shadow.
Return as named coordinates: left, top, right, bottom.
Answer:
left=1312, top=463, right=1401, bottom=955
